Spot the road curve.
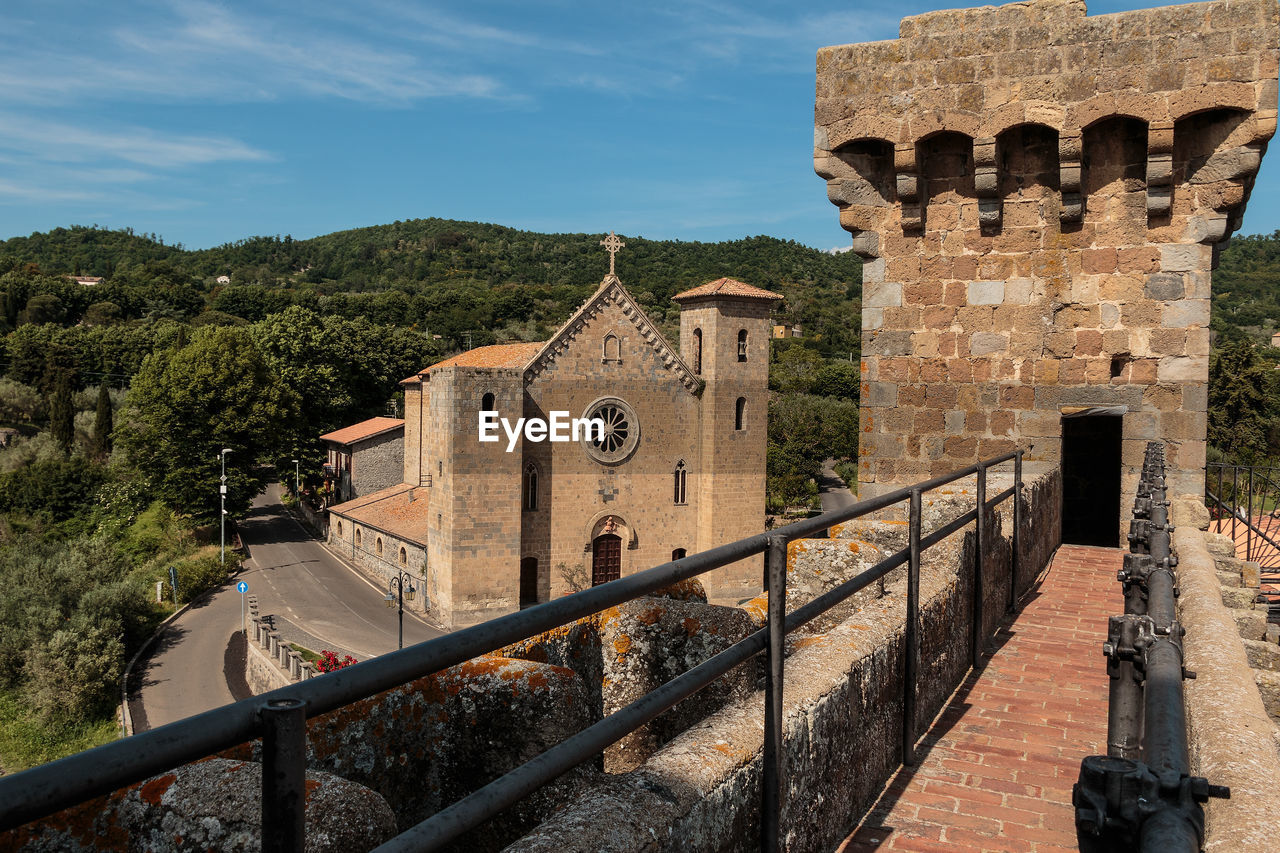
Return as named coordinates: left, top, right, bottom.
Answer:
left=131, top=486, right=441, bottom=731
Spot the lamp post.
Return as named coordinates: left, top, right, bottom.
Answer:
left=382, top=571, right=417, bottom=650
left=291, top=458, right=300, bottom=498
left=220, top=448, right=232, bottom=564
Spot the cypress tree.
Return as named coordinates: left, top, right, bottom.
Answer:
left=50, top=374, right=74, bottom=452
left=94, top=383, right=114, bottom=456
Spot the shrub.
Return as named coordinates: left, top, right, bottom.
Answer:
left=314, top=650, right=357, bottom=673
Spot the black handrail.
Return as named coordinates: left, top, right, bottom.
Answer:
left=0, top=451, right=1024, bottom=853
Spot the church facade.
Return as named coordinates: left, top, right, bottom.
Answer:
left=325, top=265, right=780, bottom=630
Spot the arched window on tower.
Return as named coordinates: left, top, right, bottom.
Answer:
left=672, top=548, right=687, bottom=560
left=692, top=328, right=703, bottom=375
left=481, top=392, right=495, bottom=412
left=602, top=333, right=621, bottom=364
left=523, top=463, right=539, bottom=512
left=737, top=329, right=748, bottom=362
left=735, top=397, right=746, bottom=431
left=375, top=537, right=383, bottom=556
left=355, top=528, right=362, bottom=548
left=673, top=460, right=687, bottom=505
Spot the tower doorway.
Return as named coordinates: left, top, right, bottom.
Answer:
left=520, top=557, right=538, bottom=607
left=592, top=534, right=622, bottom=586
left=1061, top=411, right=1123, bottom=547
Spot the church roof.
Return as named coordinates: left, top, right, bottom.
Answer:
left=672, top=277, right=783, bottom=302
left=401, top=342, right=545, bottom=384
left=327, top=483, right=430, bottom=546
left=319, top=417, right=404, bottom=446
left=524, top=274, right=702, bottom=395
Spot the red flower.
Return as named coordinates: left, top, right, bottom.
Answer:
left=315, top=650, right=358, bottom=673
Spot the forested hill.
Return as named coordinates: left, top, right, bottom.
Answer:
left=0, top=221, right=862, bottom=355
left=1210, top=230, right=1280, bottom=338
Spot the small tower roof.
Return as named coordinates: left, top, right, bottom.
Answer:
left=672, top=277, right=783, bottom=302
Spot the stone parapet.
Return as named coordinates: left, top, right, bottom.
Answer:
left=1172, top=507, right=1280, bottom=853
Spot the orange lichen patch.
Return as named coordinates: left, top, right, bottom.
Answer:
left=849, top=624, right=871, bottom=631
left=830, top=522, right=846, bottom=538
left=846, top=541, right=861, bottom=554
left=305, top=779, right=322, bottom=797
left=742, top=594, right=768, bottom=623
left=138, top=773, right=177, bottom=806
left=791, top=636, right=829, bottom=649
left=613, top=635, right=632, bottom=656
left=638, top=607, right=663, bottom=626
left=682, top=617, right=701, bottom=636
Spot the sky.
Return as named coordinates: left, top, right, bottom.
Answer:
left=2, top=0, right=1277, bottom=253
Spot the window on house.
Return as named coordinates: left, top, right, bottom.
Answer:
left=673, top=460, right=687, bottom=505
left=603, top=333, right=621, bottom=363
left=735, top=397, right=746, bottom=431
left=524, top=463, right=539, bottom=511
left=399, top=547, right=407, bottom=566
left=376, top=537, right=383, bottom=556
left=692, top=328, right=702, bottom=374
left=355, top=529, right=362, bottom=548
left=738, top=329, right=748, bottom=362
left=336, top=521, right=343, bottom=537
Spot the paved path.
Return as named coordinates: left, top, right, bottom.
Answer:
left=836, top=544, right=1122, bottom=853
left=818, top=458, right=858, bottom=514
left=132, top=486, right=441, bottom=731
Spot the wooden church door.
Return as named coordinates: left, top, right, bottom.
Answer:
left=592, top=534, right=621, bottom=586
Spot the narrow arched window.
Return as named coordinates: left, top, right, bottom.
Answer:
left=672, top=548, right=687, bottom=560
left=523, top=463, right=539, bottom=511
left=602, top=333, right=621, bottom=364
left=692, top=328, right=702, bottom=375
left=399, top=547, right=407, bottom=566
left=481, top=392, right=495, bottom=412
left=336, top=521, right=344, bottom=537
left=673, top=460, right=687, bottom=505
left=376, top=537, right=383, bottom=556
left=354, top=528, right=361, bottom=547
left=735, top=397, right=746, bottom=431
left=737, top=329, right=748, bottom=362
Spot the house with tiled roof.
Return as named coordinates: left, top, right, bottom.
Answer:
left=318, top=416, right=405, bottom=504
left=326, top=246, right=781, bottom=630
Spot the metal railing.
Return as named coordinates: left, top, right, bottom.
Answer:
left=0, top=451, right=1024, bottom=853
left=1205, top=462, right=1280, bottom=570
left=1075, top=442, right=1229, bottom=853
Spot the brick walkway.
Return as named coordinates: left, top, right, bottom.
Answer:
left=836, top=544, right=1123, bottom=853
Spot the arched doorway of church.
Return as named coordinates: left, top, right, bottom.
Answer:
left=592, top=534, right=621, bottom=586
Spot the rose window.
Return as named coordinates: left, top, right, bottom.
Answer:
left=582, top=397, right=640, bottom=464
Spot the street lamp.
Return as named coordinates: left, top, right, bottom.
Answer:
left=291, top=458, right=300, bottom=498
left=383, top=571, right=418, bottom=650
left=220, top=448, right=232, bottom=564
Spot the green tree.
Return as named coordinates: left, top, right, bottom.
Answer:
left=117, top=325, right=300, bottom=520
left=767, top=393, right=859, bottom=504
left=770, top=345, right=824, bottom=393
left=49, top=373, right=74, bottom=451
left=1208, top=339, right=1280, bottom=462
left=93, top=383, right=114, bottom=456
left=810, top=360, right=860, bottom=400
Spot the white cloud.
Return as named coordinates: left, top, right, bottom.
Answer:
left=0, top=115, right=271, bottom=168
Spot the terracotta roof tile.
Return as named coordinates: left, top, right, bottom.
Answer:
left=319, top=417, right=404, bottom=446
left=401, top=343, right=545, bottom=385
left=328, top=484, right=430, bottom=546
left=672, top=277, right=783, bottom=302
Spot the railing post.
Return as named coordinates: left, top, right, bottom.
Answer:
left=1009, top=450, right=1023, bottom=614
left=762, top=535, right=787, bottom=853
left=973, top=462, right=987, bottom=670
left=1248, top=465, right=1255, bottom=563
left=261, top=697, right=307, bottom=853
left=903, top=489, right=921, bottom=768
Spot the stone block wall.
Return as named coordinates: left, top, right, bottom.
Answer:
left=815, top=0, right=1278, bottom=510
left=349, top=430, right=403, bottom=500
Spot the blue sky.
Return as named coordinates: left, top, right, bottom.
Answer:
left=2, top=0, right=1277, bottom=252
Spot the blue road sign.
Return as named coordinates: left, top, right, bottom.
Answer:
left=237, top=581, right=248, bottom=594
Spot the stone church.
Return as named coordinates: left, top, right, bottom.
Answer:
left=326, top=244, right=780, bottom=629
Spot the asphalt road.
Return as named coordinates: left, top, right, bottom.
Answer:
left=131, top=485, right=440, bottom=731
left=818, top=458, right=858, bottom=513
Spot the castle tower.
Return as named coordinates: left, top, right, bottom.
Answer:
left=814, top=0, right=1277, bottom=543
left=675, top=278, right=781, bottom=601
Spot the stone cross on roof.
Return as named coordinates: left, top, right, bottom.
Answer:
left=600, top=231, right=625, bottom=276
